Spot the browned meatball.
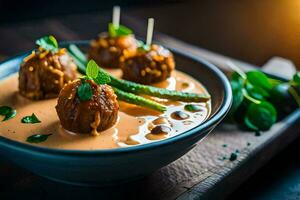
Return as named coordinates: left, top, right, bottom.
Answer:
left=19, top=49, right=77, bottom=100
left=56, top=79, right=119, bottom=135
left=88, top=33, right=137, bottom=68
left=121, top=44, right=175, bottom=84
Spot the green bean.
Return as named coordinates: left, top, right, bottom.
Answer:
left=109, top=76, right=210, bottom=102
left=112, top=87, right=166, bottom=112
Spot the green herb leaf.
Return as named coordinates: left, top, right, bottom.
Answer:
left=26, top=134, right=52, bottom=143
left=21, top=113, right=41, bottom=124
left=36, top=35, right=58, bottom=52
left=245, top=82, right=269, bottom=100
left=0, top=106, right=12, bottom=116
left=244, top=101, right=277, bottom=131
left=94, top=69, right=111, bottom=85
left=0, top=106, right=17, bottom=121
left=293, top=72, right=300, bottom=86
left=85, top=60, right=111, bottom=84
left=86, top=60, right=99, bottom=79
left=77, top=82, right=93, bottom=101
left=246, top=70, right=272, bottom=91
left=184, top=104, right=203, bottom=112
left=108, top=23, right=133, bottom=37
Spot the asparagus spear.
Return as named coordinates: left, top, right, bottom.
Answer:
left=112, top=87, right=166, bottom=112
left=109, top=76, right=210, bottom=102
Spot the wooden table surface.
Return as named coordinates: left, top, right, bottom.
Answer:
left=0, top=11, right=300, bottom=200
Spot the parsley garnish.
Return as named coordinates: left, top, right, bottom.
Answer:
left=26, top=134, right=52, bottom=143
left=0, top=106, right=17, bottom=121
left=21, top=113, right=41, bottom=124
left=108, top=23, right=133, bottom=37
left=77, top=82, right=93, bottom=101
left=76, top=60, right=111, bottom=101
left=36, top=35, right=58, bottom=52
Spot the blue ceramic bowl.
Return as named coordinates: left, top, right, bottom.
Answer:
left=0, top=41, right=232, bottom=186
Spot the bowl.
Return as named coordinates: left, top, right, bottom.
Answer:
left=0, top=41, right=232, bottom=186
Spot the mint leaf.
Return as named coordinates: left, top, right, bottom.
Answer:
left=86, top=60, right=99, bottom=79
left=36, top=35, right=58, bottom=52
left=21, top=113, right=41, bottom=124
left=85, top=60, right=110, bottom=85
left=0, top=106, right=17, bottom=122
left=77, top=82, right=93, bottom=101
left=26, top=134, right=52, bottom=143
left=108, top=23, right=133, bottom=37
left=94, top=69, right=111, bottom=85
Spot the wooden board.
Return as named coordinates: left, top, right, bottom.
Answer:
left=0, top=13, right=300, bottom=200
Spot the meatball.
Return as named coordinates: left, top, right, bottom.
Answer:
left=56, top=79, right=119, bottom=135
left=88, top=33, right=137, bottom=68
left=121, top=44, right=175, bottom=84
left=19, top=49, right=77, bottom=100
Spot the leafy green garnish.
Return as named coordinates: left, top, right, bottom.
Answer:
left=0, top=106, right=17, bottom=121
left=26, top=134, right=52, bottom=143
left=293, top=72, right=300, bottom=86
left=76, top=60, right=111, bottom=101
left=246, top=71, right=272, bottom=91
left=227, top=63, right=300, bottom=132
left=21, top=113, right=41, bottom=124
left=36, top=35, right=58, bottom=52
left=108, top=23, right=133, bottom=37
left=245, top=82, right=269, bottom=100
left=86, top=60, right=99, bottom=79
left=77, top=82, right=93, bottom=101
left=244, top=101, right=277, bottom=131
left=86, top=60, right=111, bottom=85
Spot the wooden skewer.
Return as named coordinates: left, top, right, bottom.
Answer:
left=112, top=6, right=120, bottom=28
left=146, top=18, right=154, bottom=46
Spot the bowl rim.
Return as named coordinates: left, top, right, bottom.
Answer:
left=0, top=40, right=232, bottom=156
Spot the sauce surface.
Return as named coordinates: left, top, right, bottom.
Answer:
left=0, top=70, right=211, bottom=150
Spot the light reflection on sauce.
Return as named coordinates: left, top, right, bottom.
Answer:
left=0, top=70, right=211, bottom=150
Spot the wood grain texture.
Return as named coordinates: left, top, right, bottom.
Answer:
left=0, top=12, right=300, bottom=200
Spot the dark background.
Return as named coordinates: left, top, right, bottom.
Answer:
left=1, top=0, right=300, bottom=199
left=0, top=0, right=300, bottom=69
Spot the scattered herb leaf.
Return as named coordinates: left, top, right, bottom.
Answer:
left=21, top=113, right=41, bottom=124
left=26, top=134, right=52, bottom=143
left=229, top=153, right=238, bottom=161
left=77, top=82, right=93, bottom=101
left=36, top=35, right=58, bottom=52
left=0, top=106, right=17, bottom=121
left=108, top=23, right=133, bottom=37
left=222, top=144, right=228, bottom=148
left=0, top=106, right=12, bottom=116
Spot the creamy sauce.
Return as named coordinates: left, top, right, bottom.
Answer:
left=0, top=70, right=211, bottom=150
